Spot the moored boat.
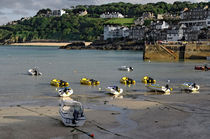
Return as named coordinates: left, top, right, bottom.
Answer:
left=58, top=87, right=73, bottom=97
left=118, top=66, right=133, bottom=71
left=80, top=78, right=100, bottom=85
left=59, top=99, right=86, bottom=127
left=194, top=65, right=209, bottom=71
left=142, top=76, right=156, bottom=84
left=106, top=86, right=123, bottom=95
left=50, top=79, right=69, bottom=87
left=181, top=82, right=200, bottom=92
left=120, top=77, right=135, bottom=85
left=28, top=68, right=42, bottom=76
left=145, top=84, right=172, bottom=94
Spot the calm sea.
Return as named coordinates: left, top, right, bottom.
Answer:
left=0, top=46, right=209, bottom=106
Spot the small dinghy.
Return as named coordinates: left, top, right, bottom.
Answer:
left=118, top=66, right=133, bottom=71
left=59, top=99, right=86, bottom=127
left=194, top=65, right=209, bottom=71
left=106, top=86, right=123, bottom=95
left=120, top=77, right=136, bottom=85
left=58, top=87, right=73, bottom=97
left=28, top=68, right=42, bottom=76
left=50, top=79, right=69, bottom=87
left=181, top=82, right=200, bottom=92
left=145, top=84, right=172, bottom=94
left=80, top=78, right=100, bottom=85
left=142, top=76, right=156, bottom=84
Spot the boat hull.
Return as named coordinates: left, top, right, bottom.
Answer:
left=28, top=69, right=42, bottom=76
left=181, top=83, right=200, bottom=91
left=194, top=66, right=210, bottom=71
left=146, top=84, right=171, bottom=93
left=50, top=79, right=69, bottom=87
left=80, top=78, right=100, bottom=85
left=59, top=110, right=86, bottom=127
left=106, top=87, right=123, bottom=95
left=58, top=88, right=73, bottom=97
left=120, top=77, right=135, bottom=85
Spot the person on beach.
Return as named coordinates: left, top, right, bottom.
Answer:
left=204, top=64, right=208, bottom=71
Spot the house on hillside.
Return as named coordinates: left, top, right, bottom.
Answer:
left=156, top=21, right=169, bottom=30
left=52, top=10, right=66, bottom=16
left=103, top=25, right=129, bottom=40
left=180, top=6, right=210, bottom=29
left=129, top=26, right=146, bottom=40
left=141, top=12, right=155, bottom=20
left=78, top=10, right=88, bottom=16
left=100, top=12, right=124, bottom=18
left=166, top=25, right=185, bottom=41
left=150, top=21, right=169, bottom=30
left=134, top=17, right=144, bottom=25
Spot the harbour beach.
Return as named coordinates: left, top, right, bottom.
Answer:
left=0, top=46, right=209, bottom=138
left=9, top=42, right=92, bottom=47
left=1, top=94, right=210, bottom=138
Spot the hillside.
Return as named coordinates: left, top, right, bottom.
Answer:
left=0, top=1, right=209, bottom=44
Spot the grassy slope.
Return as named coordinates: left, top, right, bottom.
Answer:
left=105, top=18, right=134, bottom=26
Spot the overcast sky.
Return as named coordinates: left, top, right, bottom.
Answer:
left=0, top=0, right=209, bottom=25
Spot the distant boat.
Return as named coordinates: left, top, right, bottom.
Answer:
left=181, top=82, right=200, bottom=92
left=118, top=66, right=133, bottom=71
left=194, top=65, right=209, bottom=71
left=142, top=76, right=156, bottom=84
left=59, top=99, right=86, bottom=127
left=80, top=78, right=100, bottom=85
left=145, top=84, right=172, bottom=94
left=50, top=79, right=69, bottom=87
left=106, top=86, right=123, bottom=95
left=28, top=68, right=42, bottom=76
left=120, top=77, right=135, bottom=85
left=58, top=87, right=73, bottom=97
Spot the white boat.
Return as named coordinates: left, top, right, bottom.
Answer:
left=145, top=84, right=172, bottom=94
left=106, top=86, right=123, bottom=95
left=28, top=68, right=42, bottom=76
left=118, top=66, right=133, bottom=71
left=181, top=82, right=200, bottom=92
left=58, top=87, right=73, bottom=97
left=59, top=99, right=86, bottom=127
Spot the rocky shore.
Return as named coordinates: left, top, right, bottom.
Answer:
left=59, top=40, right=144, bottom=50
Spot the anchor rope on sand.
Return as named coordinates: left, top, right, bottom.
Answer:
left=16, top=105, right=94, bottom=138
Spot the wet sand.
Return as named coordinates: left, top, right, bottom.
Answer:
left=0, top=93, right=210, bottom=139
left=10, top=42, right=92, bottom=47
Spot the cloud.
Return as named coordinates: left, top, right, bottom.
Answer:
left=0, top=11, right=5, bottom=15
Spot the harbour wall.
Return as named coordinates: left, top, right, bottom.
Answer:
left=143, top=42, right=210, bottom=61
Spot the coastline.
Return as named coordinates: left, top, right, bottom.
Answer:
left=9, top=42, right=71, bottom=47
left=9, top=42, right=92, bottom=47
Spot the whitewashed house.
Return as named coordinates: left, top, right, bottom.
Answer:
left=52, top=10, right=66, bottom=16
left=100, top=12, right=124, bottom=18
left=104, top=25, right=129, bottom=40
left=166, top=25, right=185, bottom=41
left=156, top=21, right=169, bottom=30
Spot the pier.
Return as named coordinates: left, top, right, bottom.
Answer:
left=143, top=41, right=210, bottom=61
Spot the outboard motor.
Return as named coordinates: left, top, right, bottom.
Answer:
left=73, top=110, right=79, bottom=124
left=130, top=67, right=133, bottom=71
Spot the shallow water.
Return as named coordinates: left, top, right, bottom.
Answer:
left=0, top=46, right=209, bottom=106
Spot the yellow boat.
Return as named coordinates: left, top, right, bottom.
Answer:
left=80, top=78, right=100, bottom=85
left=142, top=76, right=156, bottom=84
left=120, top=77, right=136, bottom=85
left=50, top=79, right=69, bottom=87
